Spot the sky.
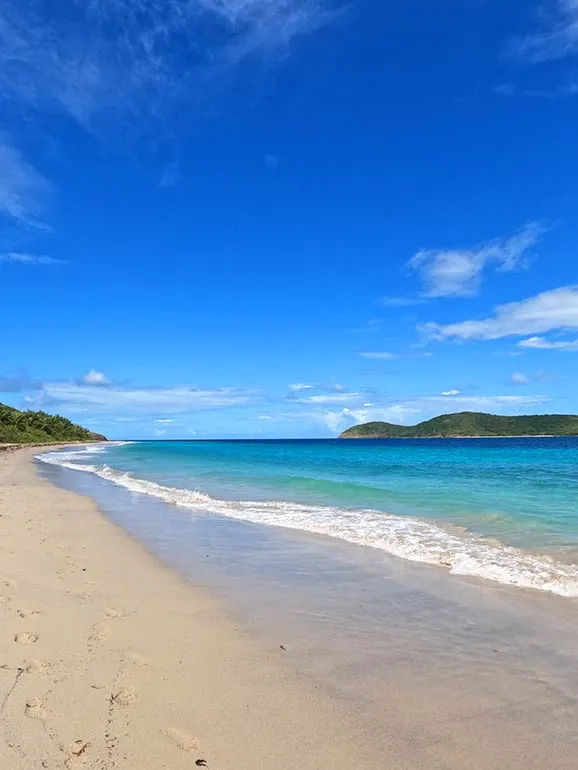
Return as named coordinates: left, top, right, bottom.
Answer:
left=2, top=0, right=578, bottom=439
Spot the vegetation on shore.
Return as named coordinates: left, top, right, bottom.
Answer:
left=339, top=411, right=578, bottom=439
left=0, top=402, right=106, bottom=444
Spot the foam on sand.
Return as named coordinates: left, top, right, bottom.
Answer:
left=38, top=446, right=578, bottom=598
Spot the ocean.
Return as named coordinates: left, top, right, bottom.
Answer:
left=38, top=437, right=578, bottom=598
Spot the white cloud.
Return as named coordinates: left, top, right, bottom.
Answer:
left=359, top=352, right=398, bottom=360
left=0, top=0, right=334, bottom=131
left=441, top=388, right=461, bottom=396
left=423, top=285, right=578, bottom=342
left=407, top=223, right=544, bottom=298
left=292, top=392, right=362, bottom=405
left=81, top=369, right=110, bottom=386
left=248, top=391, right=555, bottom=437
left=0, top=141, right=49, bottom=227
left=413, top=394, right=549, bottom=409
left=509, top=0, right=578, bottom=63
left=312, top=393, right=552, bottom=435
left=342, top=404, right=422, bottom=425
left=0, top=251, right=62, bottom=266
left=518, top=335, right=578, bottom=351
left=495, top=81, right=578, bottom=99
left=321, top=410, right=348, bottom=433
left=288, top=383, right=317, bottom=391
left=381, top=296, right=425, bottom=307
left=154, top=418, right=174, bottom=423
left=36, top=382, right=257, bottom=414
left=509, top=372, right=530, bottom=385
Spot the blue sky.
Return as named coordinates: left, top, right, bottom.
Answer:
left=2, top=0, right=578, bottom=438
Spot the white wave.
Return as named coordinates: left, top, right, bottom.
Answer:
left=37, top=444, right=106, bottom=464
left=37, top=451, right=578, bottom=598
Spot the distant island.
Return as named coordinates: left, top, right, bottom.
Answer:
left=0, top=402, right=106, bottom=444
left=339, top=411, right=578, bottom=439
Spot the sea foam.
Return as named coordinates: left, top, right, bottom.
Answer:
left=37, top=446, right=578, bottom=598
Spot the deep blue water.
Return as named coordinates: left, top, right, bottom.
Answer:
left=39, top=438, right=578, bottom=596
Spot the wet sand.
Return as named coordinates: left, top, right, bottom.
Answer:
left=2, top=448, right=578, bottom=769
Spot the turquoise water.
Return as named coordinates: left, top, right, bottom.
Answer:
left=39, top=438, right=578, bottom=596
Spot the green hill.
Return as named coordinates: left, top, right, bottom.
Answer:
left=0, top=402, right=106, bottom=444
left=339, top=412, right=578, bottom=439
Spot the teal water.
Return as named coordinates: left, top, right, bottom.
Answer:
left=39, top=438, right=578, bottom=596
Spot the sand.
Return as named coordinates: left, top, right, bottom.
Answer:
left=0, top=448, right=384, bottom=770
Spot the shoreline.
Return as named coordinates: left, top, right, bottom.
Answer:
left=0, top=448, right=384, bottom=770
left=3, top=449, right=578, bottom=769
left=37, top=442, right=578, bottom=598
left=0, top=441, right=106, bottom=453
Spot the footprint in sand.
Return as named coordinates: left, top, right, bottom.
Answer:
left=14, top=632, right=39, bottom=644
left=63, top=739, right=91, bottom=765
left=17, top=609, right=40, bottom=619
left=105, top=608, right=123, bottom=619
left=23, top=659, right=51, bottom=674
left=162, top=727, right=199, bottom=752
left=111, top=686, right=137, bottom=707
left=25, top=697, right=47, bottom=721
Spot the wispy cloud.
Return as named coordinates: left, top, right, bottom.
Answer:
left=0, top=372, right=42, bottom=392
left=0, top=251, right=63, bottom=266
left=518, top=335, right=578, bottom=351
left=495, top=82, right=578, bottom=99
left=440, top=388, right=461, bottom=397
left=290, top=392, right=362, bottom=405
left=422, top=285, right=578, bottom=342
left=288, top=382, right=317, bottom=391
left=358, top=352, right=397, bottom=360
left=0, top=141, right=50, bottom=228
left=509, top=0, right=578, bottom=63
left=381, top=296, right=425, bottom=308
left=407, top=223, right=545, bottom=298
left=30, top=381, right=259, bottom=415
left=0, top=0, right=335, bottom=132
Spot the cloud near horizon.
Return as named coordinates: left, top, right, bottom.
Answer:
left=1, top=367, right=559, bottom=438
left=254, top=393, right=553, bottom=435
left=26, top=381, right=260, bottom=416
